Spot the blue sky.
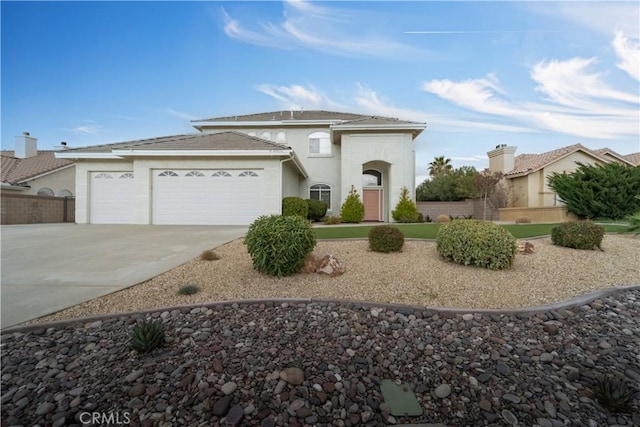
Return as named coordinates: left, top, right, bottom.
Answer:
left=2, top=0, right=639, bottom=185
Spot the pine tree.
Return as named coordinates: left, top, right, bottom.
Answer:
left=340, top=185, right=365, bottom=223
left=392, top=187, right=420, bottom=222
left=548, top=162, right=640, bottom=219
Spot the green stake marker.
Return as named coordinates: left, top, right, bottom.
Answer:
left=380, top=379, right=424, bottom=416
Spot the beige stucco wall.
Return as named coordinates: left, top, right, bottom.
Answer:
left=74, top=157, right=283, bottom=224
left=507, top=151, right=608, bottom=208
left=498, top=206, right=579, bottom=223
left=20, top=166, right=76, bottom=196
left=281, top=160, right=301, bottom=199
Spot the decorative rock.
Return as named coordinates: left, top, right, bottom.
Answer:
left=544, top=400, right=557, bottom=418
left=479, top=398, right=492, bottom=411
left=35, top=402, right=55, bottom=415
left=221, top=382, right=238, bottom=395
left=516, top=240, right=535, bottom=254
left=213, top=395, right=232, bottom=417
left=540, top=352, right=554, bottom=362
left=543, top=321, right=561, bottom=335
left=280, top=367, right=304, bottom=385
left=225, top=404, right=244, bottom=427
left=503, top=393, right=521, bottom=404
left=435, top=384, right=451, bottom=398
left=496, top=361, right=510, bottom=375
left=461, top=314, right=474, bottom=321
left=502, top=409, right=519, bottom=426
left=316, top=254, right=345, bottom=277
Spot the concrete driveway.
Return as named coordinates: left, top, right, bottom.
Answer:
left=1, top=224, right=247, bottom=328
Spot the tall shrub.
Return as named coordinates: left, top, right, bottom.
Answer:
left=340, top=185, right=365, bottom=223
left=548, top=162, right=640, bottom=219
left=245, top=215, right=316, bottom=277
left=282, top=197, right=308, bottom=218
left=392, top=187, right=420, bottom=223
left=306, top=199, right=328, bottom=221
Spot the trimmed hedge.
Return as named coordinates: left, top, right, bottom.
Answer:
left=245, top=215, right=316, bottom=277
left=306, top=199, right=328, bottom=221
left=369, top=225, right=405, bottom=253
left=436, top=219, right=517, bottom=270
left=551, top=221, right=604, bottom=250
left=282, top=197, right=308, bottom=218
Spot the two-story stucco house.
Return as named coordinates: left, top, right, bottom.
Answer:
left=56, top=110, right=426, bottom=225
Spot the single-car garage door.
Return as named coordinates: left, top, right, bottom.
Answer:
left=152, top=169, right=264, bottom=225
left=90, top=172, right=135, bottom=224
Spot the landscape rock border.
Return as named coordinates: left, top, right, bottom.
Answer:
left=4, top=284, right=638, bottom=334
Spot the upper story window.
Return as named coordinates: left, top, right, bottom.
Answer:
left=275, top=131, right=286, bottom=143
left=247, top=131, right=257, bottom=137
left=308, top=131, right=331, bottom=155
left=261, top=131, right=272, bottom=140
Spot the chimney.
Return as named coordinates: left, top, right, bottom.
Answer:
left=15, top=132, right=38, bottom=158
left=487, top=144, right=516, bottom=174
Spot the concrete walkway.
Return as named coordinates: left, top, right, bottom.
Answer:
left=0, top=224, right=246, bottom=328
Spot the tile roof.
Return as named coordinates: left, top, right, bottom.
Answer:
left=507, top=144, right=638, bottom=177
left=61, top=131, right=291, bottom=154
left=194, top=110, right=372, bottom=122
left=622, top=152, right=640, bottom=166
left=336, top=116, right=423, bottom=126
left=0, top=151, right=74, bottom=184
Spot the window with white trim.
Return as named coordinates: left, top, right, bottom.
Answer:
left=309, top=184, right=331, bottom=210
left=158, top=171, right=179, bottom=177
left=37, top=187, right=54, bottom=196
left=275, top=131, right=286, bottom=142
left=185, top=171, right=205, bottom=177
left=261, top=131, right=272, bottom=140
left=58, top=189, right=73, bottom=197
left=212, top=171, right=232, bottom=177
left=308, top=131, right=331, bottom=155
left=94, top=173, right=114, bottom=179
left=239, top=171, right=259, bottom=177
left=119, top=173, right=134, bottom=179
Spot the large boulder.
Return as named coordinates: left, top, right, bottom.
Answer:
left=316, top=254, right=345, bottom=277
left=516, top=240, right=535, bottom=255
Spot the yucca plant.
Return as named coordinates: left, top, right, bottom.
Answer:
left=131, top=320, right=165, bottom=353
left=592, top=374, right=636, bottom=413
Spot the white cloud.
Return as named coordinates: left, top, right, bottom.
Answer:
left=450, top=156, right=487, bottom=163
left=256, top=83, right=346, bottom=111
left=63, top=123, right=102, bottom=135
left=613, top=32, right=640, bottom=81
left=221, top=1, right=426, bottom=59
left=167, top=108, right=197, bottom=121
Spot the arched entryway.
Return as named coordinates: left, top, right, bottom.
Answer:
left=362, top=161, right=389, bottom=221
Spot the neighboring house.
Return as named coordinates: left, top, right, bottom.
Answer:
left=56, top=110, right=426, bottom=225
left=488, top=143, right=639, bottom=208
left=1, top=133, right=75, bottom=196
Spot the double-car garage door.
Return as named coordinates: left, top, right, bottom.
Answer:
left=90, top=170, right=264, bottom=225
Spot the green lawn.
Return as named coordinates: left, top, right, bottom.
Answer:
left=313, top=223, right=630, bottom=240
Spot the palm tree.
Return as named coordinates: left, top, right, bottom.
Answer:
left=428, top=156, right=453, bottom=177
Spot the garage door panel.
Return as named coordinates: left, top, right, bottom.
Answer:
left=152, top=169, right=264, bottom=225
left=90, top=172, right=135, bottom=224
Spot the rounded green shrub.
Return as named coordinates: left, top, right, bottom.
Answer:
left=551, top=220, right=604, bottom=250
left=340, top=185, right=365, bottom=223
left=306, top=199, right=328, bottom=221
left=369, top=225, right=405, bottom=253
left=245, top=215, right=316, bottom=277
left=392, top=187, right=420, bottom=223
left=282, top=197, right=308, bottom=218
left=436, top=219, right=517, bottom=270
left=436, top=214, right=451, bottom=223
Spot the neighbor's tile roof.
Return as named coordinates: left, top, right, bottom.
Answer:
left=622, top=152, right=640, bottom=166
left=194, top=110, right=424, bottom=125
left=0, top=151, right=73, bottom=184
left=507, top=144, right=639, bottom=177
left=62, top=131, right=291, bottom=154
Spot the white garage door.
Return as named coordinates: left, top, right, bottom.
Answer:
left=90, top=172, right=135, bottom=224
left=152, top=169, right=264, bottom=225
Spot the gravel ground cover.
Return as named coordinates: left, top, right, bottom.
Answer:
left=31, top=235, right=640, bottom=323
left=2, top=234, right=639, bottom=426
left=2, top=292, right=639, bottom=426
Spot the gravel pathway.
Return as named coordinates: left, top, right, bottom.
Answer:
left=30, top=235, right=640, bottom=323
left=2, top=291, right=639, bottom=426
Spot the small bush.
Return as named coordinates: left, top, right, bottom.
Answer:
left=306, top=199, right=328, bottom=221
left=436, top=219, right=517, bottom=270
left=131, top=320, right=165, bottom=353
left=551, top=221, right=604, bottom=250
left=392, top=187, right=420, bottom=223
left=282, top=197, right=308, bottom=218
left=515, top=217, right=531, bottom=224
left=323, top=215, right=342, bottom=225
left=592, top=374, right=636, bottom=413
left=245, top=215, right=316, bottom=277
left=200, top=249, right=219, bottom=261
left=369, top=225, right=405, bottom=253
left=340, top=185, right=365, bottom=223
left=424, top=215, right=432, bottom=223
left=177, top=284, right=200, bottom=295
left=436, top=214, right=451, bottom=223
left=417, top=213, right=424, bottom=223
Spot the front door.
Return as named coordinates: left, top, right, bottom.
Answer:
left=363, top=188, right=383, bottom=221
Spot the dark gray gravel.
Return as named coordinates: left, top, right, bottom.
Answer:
left=2, top=289, right=639, bottom=426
